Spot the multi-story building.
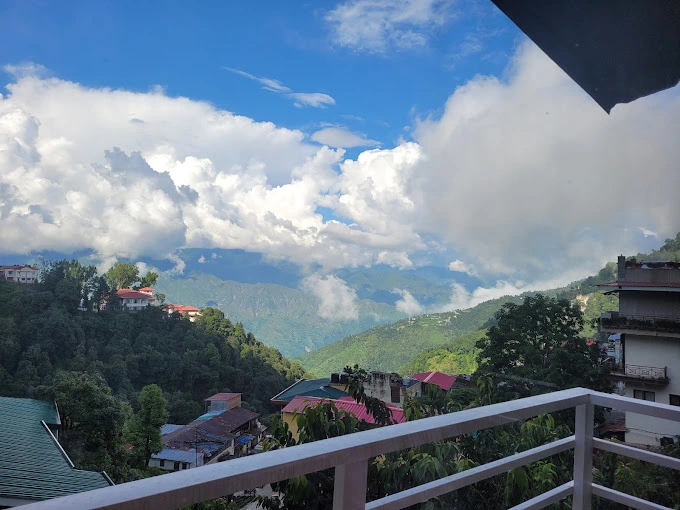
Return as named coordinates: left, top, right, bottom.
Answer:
left=600, top=256, right=680, bottom=445
left=0, top=264, right=39, bottom=283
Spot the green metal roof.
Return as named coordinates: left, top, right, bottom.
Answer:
left=0, top=396, right=112, bottom=504
left=270, top=378, right=350, bottom=404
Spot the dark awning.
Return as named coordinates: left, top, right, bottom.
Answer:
left=491, top=1, right=680, bottom=113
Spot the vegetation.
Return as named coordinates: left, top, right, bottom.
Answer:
left=0, top=259, right=308, bottom=480
left=399, top=329, right=483, bottom=376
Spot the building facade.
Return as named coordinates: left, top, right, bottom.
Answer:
left=0, top=265, right=38, bottom=284
left=600, top=256, right=680, bottom=445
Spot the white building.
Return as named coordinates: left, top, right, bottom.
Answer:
left=116, top=289, right=154, bottom=311
left=149, top=447, right=204, bottom=471
left=0, top=265, right=38, bottom=284
left=600, top=256, right=680, bottom=445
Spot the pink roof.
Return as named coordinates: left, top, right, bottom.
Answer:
left=116, top=289, right=153, bottom=300
left=410, top=371, right=456, bottom=391
left=282, top=396, right=406, bottom=425
left=205, top=393, right=241, bottom=401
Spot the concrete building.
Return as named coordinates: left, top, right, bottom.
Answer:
left=0, top=265, right=38, bottom=284
left=599, top=256, right=680, bottom=445
left=115, top=289, right=154, bottom=311
left=328, top=371, right=422, bottom=408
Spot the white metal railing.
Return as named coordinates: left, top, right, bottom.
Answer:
left=19, top=388, right=680, bottom=510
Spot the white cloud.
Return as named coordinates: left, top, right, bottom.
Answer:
left=4, top=63, right=48, bottom=79
left=326, top=0, right=454, bottom=54
left=311, top=127, right=379, bottom=148
left=226, top=67, right=335, bottom=108
left=377, top=251, right=413, bottom=269
left=198, top=255, right=207, bottom=263
left=448, top=259, right=475, bottom=275
left=638, top=227, right=657, bottom=238
left=301, top=274, right=359, bottom=320
left=392, top=288, right=423, bottom=315
left=413, top=41, right=680, bottom=281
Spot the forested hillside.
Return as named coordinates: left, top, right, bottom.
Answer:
left=155, top=272, right=405, bottom=357
left=0, top=261, right=307, bottom=423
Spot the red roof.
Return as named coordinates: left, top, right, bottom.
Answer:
left=282, top=396, right=406, bottom=425
left=410, top=371, right=457, bottom=391
left=598, top=281, right=680, bottom=289
left=116, top=289, right=153, bottom=300
left=165, top=304, right=200, bottom=312
left=205, top=393, right=241, bottom=401
left=138, top=287, right=154, bottom=292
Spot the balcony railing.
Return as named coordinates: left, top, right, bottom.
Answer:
left=600, top=311, right=680, bottom=334
left=610, top=363, right=668, bottom=383
left=20, top=388, right=680, bottom=510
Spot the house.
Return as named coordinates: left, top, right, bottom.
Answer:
left=599, top=256, right=680, bottom=445
left=270, top=378, right=350, bottom=407
left=204, top=392, right=242, bottom=413
left=163, top=304, right=202, bottom=320
left=115, top=289, right=154, bottom=311
left=410, top=371, right=473, bottom=392
left=281, top=395, right=406, bottom=441
left=0, top=264, right=38, bottom=284
left=0, top=397, right=112, bottom=507
left=149, top=447, right=204, bottom=472
left=327, top=371, right=423, bottom=408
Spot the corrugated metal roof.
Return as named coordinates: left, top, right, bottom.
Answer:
left=151, top=448, right=203, bottom=463
left=205, top=393, right=241, bottom=401
left=0, top=397, right=111, bottom=503
left=411, top=371, right=457, bottom=391
left=282, top=396, right=406, bottom=425
left=598, top=281, right=680, bottom=289
left=160, top=424, right=184, bottom=435
left=270, top=378, right=350, bottom=404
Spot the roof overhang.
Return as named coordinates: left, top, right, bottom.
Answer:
left=491, top=0, right=680, bottom=113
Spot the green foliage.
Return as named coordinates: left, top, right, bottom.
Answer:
left=0, top=261, right=309, bottom=480
left=105, top=262, right=140, bottom=290
left=125, top=384, right=168, bottom=467
left=136, top=271, right=158, bottom=290
left=400, top=329, right=484, bottom=376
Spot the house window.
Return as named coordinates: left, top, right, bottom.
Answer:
left=174, top=462, right=180, bottom=471
left=182, top=462, right=189, bottom=470
left=633, top=389, right=655, bottom=402
left=159, top=460, right=165, bottom=467
left=670, top=394, right=680, bottom=406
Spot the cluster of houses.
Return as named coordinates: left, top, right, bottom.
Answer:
left=101, top=286, right=202, bottom=319
left=149, top=393, right=266, bottom=471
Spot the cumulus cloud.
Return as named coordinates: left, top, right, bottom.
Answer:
left=301, top=274, right=359, bottom=320
left=225, top=67, right=335, bottom=108
left=413, top=41, right=680, bottom=281
left=198, top=255, right=207, bottom=263
left=392, top=288, right=423, bottom=315
left=448, top=259, right=475, bottom=275
left=311, top=127, right=379, bottom=148
left=326, top=0, right=454, bottom=54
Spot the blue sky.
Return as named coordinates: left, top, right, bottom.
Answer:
left=1, top=0, right=679, bottom=311
left=1, top=0, right=518, bottom=149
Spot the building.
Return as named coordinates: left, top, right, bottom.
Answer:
left=0, top=397, right=112, bottom=507
left=114, top=289, right=154, bottom=311
left=163, top=304, right=202, bottom=320
left=327, top=371, right=422, bottom=408
left=410, top=371, right=473, bottom=392
left=281, top=395, right=406, bottom=441
left=270, top=378, right=350, bottom=407
left=150, top=393, right=264, bottom=470
left=0, top=265, right=38, bottom=284
left=599, top=256, right=680, bottom=445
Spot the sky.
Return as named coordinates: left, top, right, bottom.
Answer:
left=1, top=0, right=679, bottom=312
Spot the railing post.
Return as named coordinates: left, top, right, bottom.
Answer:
left=333, top=459, right=368, bottom=509
left=573, top=403, right=594, bottom=510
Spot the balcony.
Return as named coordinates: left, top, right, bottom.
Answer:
left=609, top=363, right=669, bottom=386
left=600, top=311, right=680, bottom=337
left=21, top=388, right=680, bottom=510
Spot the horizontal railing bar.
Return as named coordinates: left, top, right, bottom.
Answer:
left=366, top=436, right=575, bottom=510
left=588, top=391, right=680, bottom=422
left=592, top=484, right=671, bottom=510
left=507, top=481, right=574, bottom=510
left=23, top=388, right=591, bottom=510
left=593, top=438, right=680, bottom=471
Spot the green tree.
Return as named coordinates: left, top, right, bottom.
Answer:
left=126, top=384, right=169, bottom=467
left=136, top=272, right=159, bottom=290
left=106, top=262, right=140, bottom=290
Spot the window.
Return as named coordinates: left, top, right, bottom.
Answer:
left=633, top=389, right=655, bottom=402
left=670, top=394, right=680, bottom=406
left=390, top=385, right=401, bottom=404
left=159, top=459, right=165, bottom=467
left=182, top=462, right=189, bottom=470
left=174, top=462, right=180, bottom=471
